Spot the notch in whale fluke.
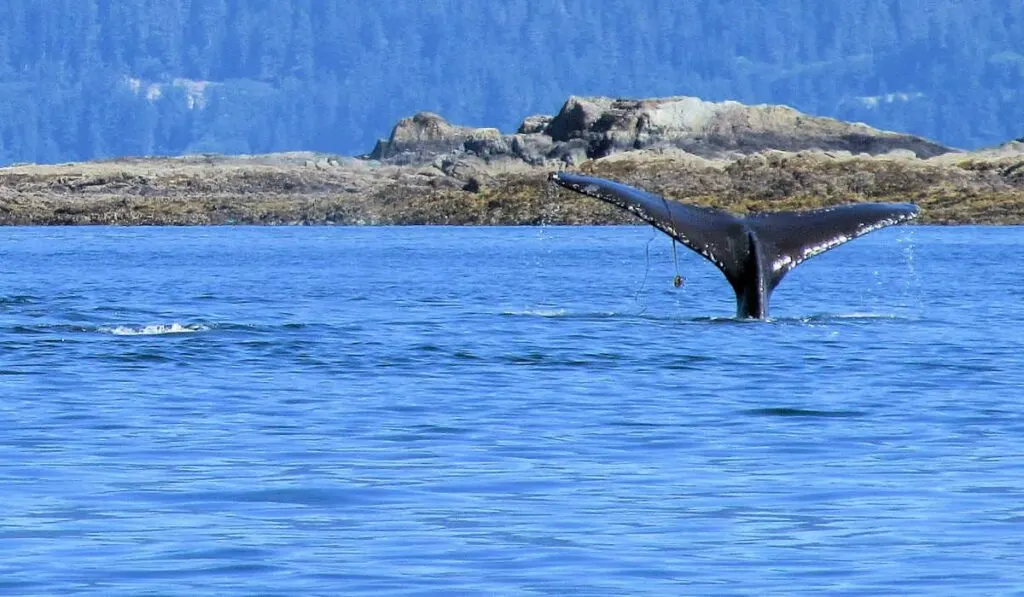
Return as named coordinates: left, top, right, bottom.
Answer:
left=548, top=171, right=919, bottom=319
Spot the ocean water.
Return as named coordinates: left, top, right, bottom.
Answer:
left=1, top=225, right=1023, bottom=595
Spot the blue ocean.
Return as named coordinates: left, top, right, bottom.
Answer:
left=1, top=225, right=1022, bottom=595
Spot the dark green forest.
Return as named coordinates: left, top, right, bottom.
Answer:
left=0, top=0, right=1021, bottom=165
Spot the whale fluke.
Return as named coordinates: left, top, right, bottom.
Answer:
left=549, top=172, right=919, bottom=319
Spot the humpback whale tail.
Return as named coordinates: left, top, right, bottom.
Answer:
left=549, top=172, right=919, bottom=319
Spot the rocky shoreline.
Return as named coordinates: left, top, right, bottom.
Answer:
left=2, top=96, right=1023, bottom=225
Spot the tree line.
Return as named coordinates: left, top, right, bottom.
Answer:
left=0, top=0, right=1021, bottom=165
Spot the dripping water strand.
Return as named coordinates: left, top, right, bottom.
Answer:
left=542, top=175, right=553, bottom=227
left=634, top=231, right=660, bottom=315
left=897, top=226, right=923, bottom=316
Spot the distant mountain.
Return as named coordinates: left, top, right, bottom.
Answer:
left=0, top=0, right=1021, bottom=165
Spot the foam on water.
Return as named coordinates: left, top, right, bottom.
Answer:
left=102, top=323, right=209, bottom=336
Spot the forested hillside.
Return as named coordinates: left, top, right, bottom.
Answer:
left=0, top=0, right=1021, bottom=165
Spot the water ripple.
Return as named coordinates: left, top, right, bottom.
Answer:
left=1, top=226, right=1022, bottom=596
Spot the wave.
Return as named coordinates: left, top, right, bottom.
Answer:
left=101, top=323, right=210, bottom=336
left=0, top=295, right=40, bottom=306
left=743, top=407, right=866, bottom=418
left=501, top=308, right=569, bottom=317
left=808, top=312, right=901, bottom=320
left=499, top=309, right=913, bottom=326
left=650, top=312, right=911, bottom=324
left=775, top=312, right=912, bottom=324
left=501, top=308, right=638, bottom=319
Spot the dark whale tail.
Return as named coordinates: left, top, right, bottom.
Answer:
left=549, top=172, right=919, bottom=319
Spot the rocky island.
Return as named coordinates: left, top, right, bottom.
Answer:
left=1, top=96, right=1022, bottom=225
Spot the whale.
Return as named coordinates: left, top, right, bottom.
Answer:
left=549, top=172, right=920, bottom=319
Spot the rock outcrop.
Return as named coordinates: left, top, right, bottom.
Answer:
left=368, top=112, right=501, bottom=164
left=366, top=96, right=954, bottom=175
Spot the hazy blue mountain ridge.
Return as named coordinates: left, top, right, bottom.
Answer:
left=0, top=0, right=1021, bottom=165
